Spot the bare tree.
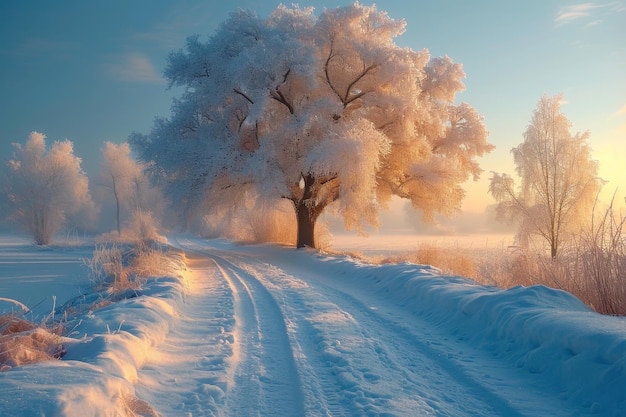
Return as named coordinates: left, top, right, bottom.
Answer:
left=489, top=94, right=603, bottom=259
left=4, top=132, right=95, bottom=245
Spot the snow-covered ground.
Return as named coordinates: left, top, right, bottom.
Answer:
left=1, top=233, right=625, bottom=416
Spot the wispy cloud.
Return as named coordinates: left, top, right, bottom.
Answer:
left=555, top=2, right=626, bottom=27
left=104, top=53, right=164, bottom=84
left=585, top=19, right=604, bottom=27
left=615, top=104, right=626, bottom=116
left=0, top=37, right=79, bottom=58
left=555, top=3, right=601, bottom=25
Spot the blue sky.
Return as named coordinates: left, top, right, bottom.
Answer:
left=1, top=0, right=624, bottom=212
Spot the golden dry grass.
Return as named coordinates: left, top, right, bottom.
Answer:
left=0, top=315, right=65, bottom=371
left=377, top=237, right=625, bottom=316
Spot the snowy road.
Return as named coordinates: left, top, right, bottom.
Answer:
left=1, top=235, right=624, bottom=416
left=147, top=237, right=585, bottom=417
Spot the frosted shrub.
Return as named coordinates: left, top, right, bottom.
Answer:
left=202, top=199, right=332, bottom=250
left=246, top=202, right=332, bottom=249
left=96, top=209, right=166, bottom=248
left=247, top=202, right=297, bottom=246
left=4, top=132, right=96, bottom=245
left=125, top=210, right=165, bottom=246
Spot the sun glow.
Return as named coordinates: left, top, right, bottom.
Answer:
left=594, top=131, right=626, bottom=210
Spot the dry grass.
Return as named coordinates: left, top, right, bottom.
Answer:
left=545, top=202, right=626, bottom=315
left=376, top=241, right=480, bottom=280
left=129, top=244, right=178, bottom=278
left=0, top=315, right=65, bottom=371
left=380, top=203, right=626, bottom=316
left=87, top=244, right=136, bottom=292
left=475, top=242, right=625, bottom=316
left=97, top=209, right=167, bottom=247
left=86, top=240, right=183, bottom=294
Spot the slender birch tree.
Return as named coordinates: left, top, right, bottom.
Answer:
left=489, top=94, right=603, bottom=259
left=99, top=141, right=164, bottom=236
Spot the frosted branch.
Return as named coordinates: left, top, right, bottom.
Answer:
left=233, top=89, right=254, bottom=104
left=343, top=64, right=378, bottom=105
left=270, top=68, right=294, bottom=114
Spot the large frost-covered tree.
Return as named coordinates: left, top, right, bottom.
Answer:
left=489, top=94, right=603, bottom=259
left=131, top=3, right=493, bottom=248
left=4, top=132, right=95, bottom=245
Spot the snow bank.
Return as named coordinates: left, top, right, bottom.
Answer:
left=0, top=249, right=189, bottom=417
left=303, top=251, right=626, bottom=415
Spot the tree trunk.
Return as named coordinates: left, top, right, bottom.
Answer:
left=296, top=201, right=316, bottom=248
left=551, top=242, right=557, bottom=260
left=112, top=176, right=121, bottom=236
left=293, top=172, right=337, bottom=249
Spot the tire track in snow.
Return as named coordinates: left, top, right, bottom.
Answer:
left=207, top=253, right=306, bottom=417
left=265, top=253, right=565, bottom=417
left=232, top=254, right=533, bottom=417
left=193, top=248, right=501, bottom=416
left=220, top=254, right=442, bottom=415
left=306, top=280, right=528, bottom=417
left=169, top=239, right=564, bottom=416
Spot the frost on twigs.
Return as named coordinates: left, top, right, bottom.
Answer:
left=131, top=3, right=493, bottom=248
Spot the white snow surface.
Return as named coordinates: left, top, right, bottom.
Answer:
left=0, top=234, right=625, bottom=416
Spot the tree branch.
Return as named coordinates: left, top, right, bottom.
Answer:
left=343, top=63, right=378, bottom=105
left=270, top=89, right=294, bottom=114
left=270, top=68, right=294, bottom=114
left=324, top=43, right=378, bottom=109
left=324, top=43, right=344, bottom=103
left=233, top=88, right=254, bottom=104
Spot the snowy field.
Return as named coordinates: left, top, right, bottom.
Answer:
left=331, top=232, right=515, bottom=258
left=1, top=233, right=625, bottom=416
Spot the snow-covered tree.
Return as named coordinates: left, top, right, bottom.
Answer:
left=131, top=3, right=493, bottom=248
left=489, top=94, right=603, bottom=259
left=98, top=142, right=162, bottom=236
left=4, top=132, right=95, bottom=245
